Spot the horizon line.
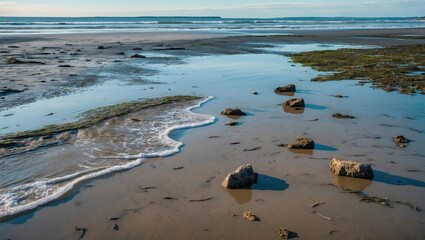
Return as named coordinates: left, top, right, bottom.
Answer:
left=0, top=15, right=422, bottom=19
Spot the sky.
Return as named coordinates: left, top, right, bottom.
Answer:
left=0, top=0, right=424, bottom=17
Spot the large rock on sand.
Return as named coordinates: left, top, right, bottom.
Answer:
left=286, top=138, right=315, bottom=149
left=329, top=158, right=374, bottom=179
left=221, top=108, right=246, bottom=116
left=283, top=98, right=305, bottom=108
left=275, top=84, right=296, bottom=93
left=222, top=164, right=258, bottom=189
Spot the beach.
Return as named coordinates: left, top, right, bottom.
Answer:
left=1, top=25, right=425, bottom=239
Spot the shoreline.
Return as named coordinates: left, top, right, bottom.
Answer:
left=1, top=28, right=424, bottom=239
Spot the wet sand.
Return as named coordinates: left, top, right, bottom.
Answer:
left=1, top=28, right=425, bottom=239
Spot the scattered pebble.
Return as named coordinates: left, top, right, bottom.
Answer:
left=243, top=212, right=259, bottom=221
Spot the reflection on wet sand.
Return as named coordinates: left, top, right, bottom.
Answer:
left=282, top=105, right=304, bottom=114
left=275, top=91, right=295, bottom=97
left=331, top=173, right=372, bottom=191
left=226, top=174, right=289, bottom=204
left=288, top=148, right=314, bottom=155
left=226, top=189, right=252, bottom=204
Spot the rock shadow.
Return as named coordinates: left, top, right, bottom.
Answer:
left=251, top=174, right=289, bottom=191
left=305, top=104, right=328, bottom=110
left=373, top=170, right=425, bottom=188
left=315, top=144, right=338, bottom=151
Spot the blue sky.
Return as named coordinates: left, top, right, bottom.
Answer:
left=0, top=0, right=424, bottom=17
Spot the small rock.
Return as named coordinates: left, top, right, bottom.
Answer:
left=222, top=164, right=258, bottom=189
left=276, top=228, right=290, bottom=239
left=58, top=64, right=72, bottom=68
left=113, top=224, right=119, bottom=231
left=132, top=48, right=143, bottom=50
left=221, top=108, right=246, bottom=116
left=225, top=121, right=239, bottom=126
left=393, top=135, right=409, bottom=147
left=116, top=52, right=125, bottom=55
left=332, top=113, right=355, bottom=119
left=283, top=98, right=305, bottom=108
left=329, top=158, right=374, bottom=179
left=275, top=84, right=296, bottom=93
left=5, top=57, right=23, bottom=64
left=332, top=95, right=346, bottom=98
left=130, top=54, right=146, bottom=58
left=243, top=212, right=259, bottom=221
left=252, top=91, right=258, bottom=95
left=284, top=138, right=314, bottom=149
left=97, top=46, right=106, bottom=49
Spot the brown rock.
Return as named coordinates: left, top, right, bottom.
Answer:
left=333, top=113, right=355, bottom=119
left=243, top=212, right=259, bottom=221
left=275, top=84, right=296, bottom=93
left=393, top=135, right=409, bottom=147
left=276, top=228, right=290, bottom=239
left=225, top=121, right=239, bottom=126
left=285, top=138, right=315, bottom=149
left=221, top=108, right=246, bottom=116
left=329, top=158, right=374, bottom=179
left=222, top=164, right=258, bottom=189
left=283, top=98, right=305, bottom=108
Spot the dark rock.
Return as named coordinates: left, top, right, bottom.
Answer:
left=332, top=113, right=355, bottom=119
left=252, top=91, right=258, bottom=95
left=0, top=88, right=24, bottom=96
left=58, top=64, right=72, bottom=68
left=132, top=48, right=143, bottom=50
left=275, top=84, right=296, bottom=93
left=393, top=135, right=409, bottom=147
left=97, top=46, right=106, bottom=49
left=329, top=158, right=374, bottom=179
left=130, top=54, right=146, bottom=59
left=283, top=98, right=305, bottom=108
left=5, top=57, right=23, bottom=64
left=116, top=52, right=125, bottom=55
left=222, top=164, right=258, bottom=189
left=285, top=138, right=315, bottom=149
left=221, top=108, right=246, bottom=116
left=225, top=121, right=239, bottom=126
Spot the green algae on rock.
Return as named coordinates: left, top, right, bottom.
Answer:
left=0, top=95, right=201, bottom=149
left=289, top=44, right=425, bottom=94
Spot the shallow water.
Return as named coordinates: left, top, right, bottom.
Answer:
left=0, top=43, right=424, bottom=221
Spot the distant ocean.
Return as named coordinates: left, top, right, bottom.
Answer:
left=0, top=16, right=424, bottom=35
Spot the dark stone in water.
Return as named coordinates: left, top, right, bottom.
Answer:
left=58, top=64, right=72, bottom=68
left=393, top=135, right=409, bottom=147
left=332, top=113, right=355, bottom=119
left=275, top=84, right=296, bottom=93
left=0, top=88, right=24, bottom=96
left=221, top=108, right=246, bottom=116
left=225, top=121, right=239, bottom=126
left=130, top=54, right=146, bottom=59
left=283, top=98, right=305, bottom=108
left=97, top=46, right=106, bottom=49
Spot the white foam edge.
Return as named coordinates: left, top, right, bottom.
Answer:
left=0, top=96, right=216, bottom=219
